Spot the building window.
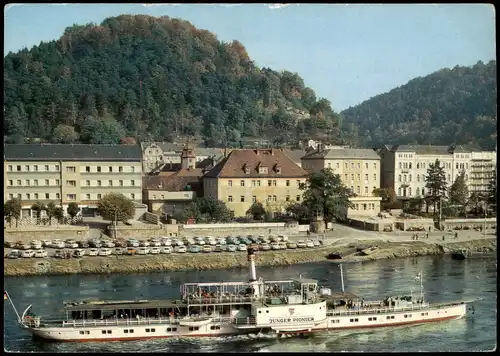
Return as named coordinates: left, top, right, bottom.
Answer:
left=8, top=194, right=13, bottom=199
left=357, top=163, right=360, bottom=169
left=345, top=162, right=348, bottom=168
left=296, top=195, right=300, bottom=202
left=228, top=180, right=233, bottom=187
left=131, top=180, right=135, bottom=186
left=8, top=180, right=13, bottom=186
left=404, top=175, right=407, bottom=182
left=417, top=175, right=420, bottom=182
left=228, top=196, right=233, bottom=202
left=34, top=165, right=38, bottom=172
left=240, top=180, right=245, bottom=187
left=399, top=162, right=402, bottom=169
left=267, top=195, right=272, bottom=202
left=344, top=174, right=348, bottom=181
left=286, top=195, right=290, bottom=201
left=44, top=165, right=49, bottom=171
left=365, top=162, right=368, bottom=169
left=351, top=174, right=354, bottom=181
left=86, top=180, right=90, bottom=186
left=409, top=163, right=412, bottom=169
left=119, top=180, right=123, bottom=187
left=85, top=166, right=90, bottom=172
left=25, top=179, right=30, bottom=186
left=364, top=186, right=368, bottom=194
left=268, top=180, right=272, bottom=187
left=256, top=180, right=261, bottom=187
left=416, top=187, right=420, bottom=195
left=409, top=175, right=412, bottom=182
left=8, top=165, right=12, bottom=171
left=365, top=174, right=368, bottom=181
left=56, top=179, right=60, bottom=185
left=240, top=196, right=245, bottom=202
left=273, top=180, right=277, bottom=186
left=66, top=166, right=76, bottom=173
left=25, top=165, right=30, bottom=171
left=34, top=193, right=38, bottom=199
left=373, top=174, right=376, bottom=181
left=86, top=194, right=91, bottom=200
left=272, top=195, right=277, bottom=202
left=108, top=180, right=113, bottom=186
left=17, top=179, right=21, bottom=186
left=67, top=194, right=76, bottom=201
left=398, top=187, right=401, bottom=196
left=97, top=180, right=102, bottom=186
left=45, top=193, right=50, bottom=199
left=252, top=180, right=256, bottom=187
left=422, top=188, right=425, bottom=196
left=131, top=166, right=135, bottom=173
left=119, top=167, right=123, bottom=173
left=26, top=193, right=31, bottom=200
left=398, top=175, right=402, bottom=182
left=409, top=187, right=412, bottom=196
left=357, top=186, right=360, bottom=194
left=97, top=166, right=101, bottom=173
left=456, top=163, right=459, bottom=169
left=328, top=163, right=331, bottom=168
left=351, top=163, right=354, bottom=168
left=357, top=174, right=360, bottom=181
left=67, top=180, right=76, bottom=187
left=252, top=196, right=257, bottom=203
left=286, top=180, right=290, bottom=186
left=97, top=194, right=102, bottom=199
left=363, top=204, right=367, bottom=210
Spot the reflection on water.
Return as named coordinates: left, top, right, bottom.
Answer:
left=4, top=255, right=497, bottom=352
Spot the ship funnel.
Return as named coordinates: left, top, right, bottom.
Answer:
left=247, top=247, right=257, bottom=282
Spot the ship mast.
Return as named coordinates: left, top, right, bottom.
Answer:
left=247, top=247, right=261, bottom=297
left=339, top=264, right=345, bottom=292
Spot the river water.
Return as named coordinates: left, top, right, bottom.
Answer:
left=4, top=255, right=497, bottom=352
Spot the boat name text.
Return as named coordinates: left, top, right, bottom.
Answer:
left=269, top=317, right=314, bottom=323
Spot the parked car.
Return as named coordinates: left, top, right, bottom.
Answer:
left=278, top=242, right=288, bottom=250
left=89, top=240, right=102, bottom=248
left=161, top=246, right=172, bottom=254
left=214, top=245, right=223, bottom=252
left=177, top=246, right=187, bottom=253
left=73, top=249, right=85, bottom=258
left=148, top=247, right=160, bottom=254
left=227, top=244, right=237, bottom=252
left=260, top=244, right=271, bottom=251
left=189, top=245, right=201, bottom=253
left=88, top=248, right=99, bottom=256
left=149, top=240, right=161, bottom=247
left=220, top=245, right=229, bottom=252
left=99, top=248, right=112, bottom=256
left=20, top=242, right=32, bottom=250
left=137, top=247, right=149, bottom=255
left=278, top=235, right=289, bottom=242
left=54, top=250, right=71, bottom=259
left=34, top=250, right=48, bottom=258
left=126, top=247, right=137, bottom=256
left=103, top=241, right=115, bottom=248
left=194, top=239, right=205, bottom=246
left=173, top=239, right=185, bottom=247
left=161, top=239, right=172, bottom=246
left=127, top=239, right=139, bottom=247
left=31, top=240, right=42, bottom=250
left=248, top=243, right=260, bottom=251
left=202, top=245, right=213, bottom=253
left=305, top=240, right=315, bottom=248
left=238, top=244, right=247, bottom=252
left=313, top=240, right=321, bottom=247
left=65, top=242, right=79, bottom=249
left=207, top=239, right=217, bottom=246
left=270, top=235, right=280, bottom=243
left=78, top=241, right=90, bottom=248
left=139, top=240, right=150, bottom=247
left=41, top=240, right=52, bottom=247
left=287, top=242, right=297, bottom=249
left=113, top=248, right=125, bottom=255
left=114, top=239, right=127, bottom=248
left=297, top=240, right=307, bottom=248
left=8, top=250, right=20, bottom=259
left=271, top=243, right=281, bottom=250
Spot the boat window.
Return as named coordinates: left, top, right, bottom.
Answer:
left=210, top=325, right=221, bottom=330
left=189, top=326, right=200, bottom=331
left=107, top=330, right=112, bottom=334
left=151, top=328, right=155, bottom=332
left=386, top=316, right=390, bottom=320
left=146, top=328, right=150, bottom=332
left=404, top=314, right=407, bottom=318
left=266, top=310, right=269, bottom=313
left=124, top=330, right=129, bottom=333
left=350, top=319, right=354, bottom=322
left=391, top=316, right=395, bottom=319
left=85, top=331, right=90, bottom=335
left=258, top=311, right=262, bottom=313
left=167, top=327, right=178, bottom=332
left=354, top=318, right=358, bottom=322
left=102, top=330, right=106, bottom=334
left=130, top=329, right=134, bottom=333
left=373, top=317, right=377, bottom=321
left=80, top=331, right=85, bottom=335
left=408, top=314, right=412, bottom=318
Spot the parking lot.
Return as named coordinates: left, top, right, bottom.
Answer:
left=4, top=234, right=325, bottom=260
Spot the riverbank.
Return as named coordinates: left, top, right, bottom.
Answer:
left=3, top=237, right=496, bottom=276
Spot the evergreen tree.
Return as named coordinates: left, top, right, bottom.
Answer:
left=424, top=159, right=448, bottom=220
left=449, top=172, right=469, bottom=207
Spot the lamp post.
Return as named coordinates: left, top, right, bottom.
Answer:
left=114, top=210, right=118, bottom=240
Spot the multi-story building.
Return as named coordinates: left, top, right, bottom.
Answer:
left=379, top=144, right=496, bottom=199
left=301, top=146, right=382, bottom=216
left=202, top=149, right=308, bottom=217
left=470, top=150, right=497, bottom=195
left=4, top=144, right=142, bottom=218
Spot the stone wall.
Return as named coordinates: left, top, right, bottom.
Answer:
left=395, top=218, right=434, bottom=232
left=5, top=225, right=90, bottom=242
left=107, top=224, right=179, bottom=239
left=443, top=218, right=496, bottom=231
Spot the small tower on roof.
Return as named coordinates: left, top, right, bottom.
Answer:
left=181, top=138, right=196, bottom=169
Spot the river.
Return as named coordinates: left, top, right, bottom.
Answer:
left=4, top=255, right=496, bottom=352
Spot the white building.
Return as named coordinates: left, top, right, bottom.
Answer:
left=379, top=144, right=496, bottom=199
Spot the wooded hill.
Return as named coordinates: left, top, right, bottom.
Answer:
left=4, top=14, right=341, bottom=147
left=340, top=60, right=497, bottom=150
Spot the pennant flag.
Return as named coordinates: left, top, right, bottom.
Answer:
left=4, top=291, right=8, bottom=300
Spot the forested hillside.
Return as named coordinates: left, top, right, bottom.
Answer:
left=340, top=60, right=497, bottom=149
left=4, top=15, right=340, bottom=147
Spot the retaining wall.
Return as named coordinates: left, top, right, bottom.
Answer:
left=5, top=225, right=90, bottom=242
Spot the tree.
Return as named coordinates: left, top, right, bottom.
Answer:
left=45, top=202, right=58, bottom=225
left=486, top=173, right=496, bottom=206
left=120, top=136, right=137, bottom=145
left=52, top=124, right=79, bottom=143
left=300, top=168, right=355, bottom=223
left=67, top=202, right=81, bottom=219
left=79, top=116, right=126, bottom=144
left=97, top=193, right=135, bottom=224
left=372, top=187, right=396, bottom=205
left=424, top=159, right=448, bottom=220
left=246, top=202, right=266, bottom=220
left=4, top=198, right=22, bottom=228
left=284, top=202, right=309, bottom=220
left=54, top=206, right=65, bottom=224
left=174, top=197, right=233, bottom=223
left=31, top=202, right=47, bottom=224
left=449, top=172, right=469, bottom=209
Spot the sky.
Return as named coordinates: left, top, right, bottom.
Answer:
left=4, top=3, right=496, bottom=111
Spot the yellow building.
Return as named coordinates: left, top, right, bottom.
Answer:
left=4, top=144, right=142, bottom=218
left=202, top=149, right=309, bottom=217
left=301, top=146, right=382, bottom=216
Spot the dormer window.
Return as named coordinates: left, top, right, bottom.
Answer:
left=275, top=165, right=282, bottom=174
left=243, top=164, right=250, bottom=174
left=259, top=166, right=268, bottom=174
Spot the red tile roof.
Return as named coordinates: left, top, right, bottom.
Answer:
left=203, top=149, right=309, bottom=178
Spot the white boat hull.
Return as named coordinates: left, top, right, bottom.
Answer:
left=22, top=303, right=467, bottom=342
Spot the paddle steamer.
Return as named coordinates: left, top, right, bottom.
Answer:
left=8, top=248, right=476, bottom=342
